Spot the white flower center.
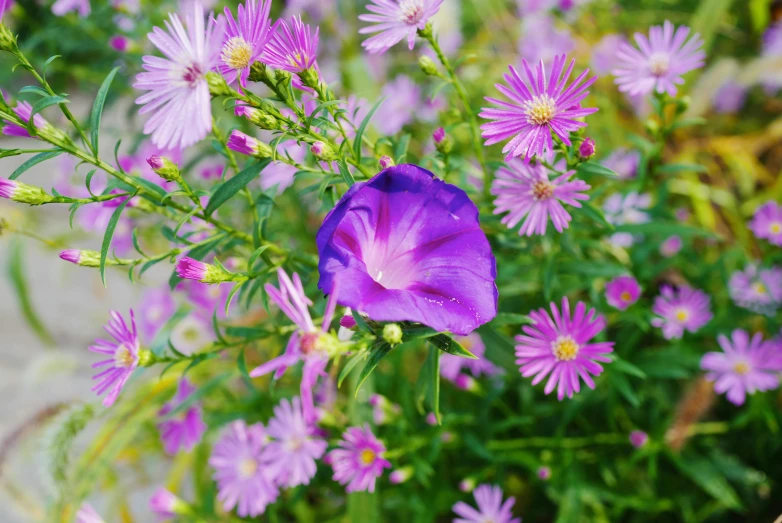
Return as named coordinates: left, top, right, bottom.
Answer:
left=648, top=52, right=670, bottom=76
left=531, top=179, right=555, bottom=200
left=238, top=457, right=258, bottom=478
left=523, top=94, right=557, bottom=126
left=399, top=0, right=424, bottom=25
left=114, top=344, right=136, bottom=368
left=284, top=436, right=305, bottom=452
left=770, top=222, right=782, bottom=235
left=552, top=335, right=579, bottom=361
left=222, top=37, right=253, bottom=70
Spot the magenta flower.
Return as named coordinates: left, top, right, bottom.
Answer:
left=515, top=297, right=614, bottom=400
left=209, top=420, right=279, bottom=517
left=138, top=287, right=176, bottom=342
left=358, top=0, right=445, bottom=54
left=491, top=160, right=590, bottom=236
left=263, top=16, right=318, bottom=73
left=701, top=330, right=781, bottom=406
left=262, top=396, right=327, bottom=487
left=2, top=101, right=49, bottom=138
left=316, top=164, right=498, bottom=335
left=452, top=484, right=521, bottom=523
left=440, top=332, right=502, bottom=385
left=480, top=55, right=598, bottom=163
left=157, top=379, right=207, bottom=455
left=602, top=148, right=640, bottom=180
left=75, top=503, right=105, bottom=523
left=227, top=130, right=268, bottom=157
left=89, top=310, right=140, bottom=407
left=613, top=21, right=705, bottom=97
left=109, top=35, right=129, bottom=52
left=749, top=201, right=782, bottom=246
left=219, top=0, right=274, bottom=87
left=249, top=268, right=338, bottom=424
left=59, top=249, right=81, bottom=265
left=729, top=265, right=782, bottom=316
left=629, top=430, right=648, bottom=448
left=52, top=0, right=90, bottom=17
left=651, top=285, right=712, bottom=340
left=134, top=2, right=223, bottom=149
left=605, top=275, right=641, bottom=311
left=327, top=424, right=391, bottom=493
left=660, top=235, right=682, bottom=257
left=176, top=256, right=209, bottom=281
left=537, top=466, right=551, bottom=480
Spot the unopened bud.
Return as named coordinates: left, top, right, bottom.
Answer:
left=644, top=119, right=660, bottom=136
left=227, top=130, right=273, bottom=159
left=0, top=23, right=16, bottom=53
left=433, top=128, right=453, bottom=155
left=147, top=155, right=181, bottom=182
left=418, top=55, right=440, bottom=77
left=137, top=349, right=155, bottom=367
left=459, top=478, right=476, bottom=493
left=298, top=67, right=320, bottom=90
left=59, top=249, right=132, bottom=268
left=389, top=466, right=414, bottom=485
left=454, top=374, right=480, bottom=392
left=275, top=69, right=292, bottom=87
left=416, top=22, right=433, bottom=40
left=150, top=488, right=192, bottom=518
left=578, top=137, right=595, bottom=159
left=675, top=96, right=691, bottom=114
left=206, top=71, right=233, bottom=97
left=0, top=178, right=54, bottom=205
left=310, top=141, right=337, bottom=161
left=382, top=323, right=403, bottom=345
left=433, top=127, right=445, bottom=144
left=248, top=61, right=268, bottom=83
left=379, top=156, right=394, bottom=169
left=629, top=430, right=649, bottom=448
left=176, top=256, right=238, bottom=284
left=537, top=466, right=552, bottom=481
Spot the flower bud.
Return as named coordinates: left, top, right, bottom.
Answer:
left=227, top=130, right=273, bottom=159
left=578, top=137, right=596, bottom=159
left=275, top=69, right=292, bottom=87
left=109, top=35, right=130, bottom=52
left=629, top=430, right=648, bottom=448
left=310, top=141, right=337, bottom=161
left=0, top=23, right=16, bottom=53
left=660, top=235, right=682, bottom=258
left=58, top=249, right=131, bottom=268
left=137, top=349, right=155, bottom=367
left=147, top=155, right=181, bottom=182
left=205, top=71, right=233, bottom=97
left=537, top=466, right=552, bottom=481
left=675, top=96, right=691, bottom=114
left=454, top=373, right=481, bottom=393
left=298, top=67, right=320, bottom=90
left=149, top=488, right=192, bottom=518
left=425, top=412, right=438, bottom=426
left=433, top=127, right=445, bottom=144
left=379, top=156, right=394, bottom=169
left=418, top=55, right=440, bottom=77
left=389, top=466, right=414, bottom=485
left=382, top=323, right=403, bottom=345
left=433, top=128, right=453, bottom=155
left=459, top=478, right=476, bottom=493
left=0, top=178, right=54, bottom=205
left=176, top=256, right=238, bottom=284
left=644, top=119, right=660, bottom=136
left=248, top=61, right=267, bottom=83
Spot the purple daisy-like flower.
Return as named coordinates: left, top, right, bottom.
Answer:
left=263, top=16, right=318, bottom=73
left=701, top=330, right=781, bottom=406
left=602, top=148, right=640, bottom=180
left=327, top=424, right=391, bottom=493
left=629, top=430, right=648, bottom=448
left=134, top=2, right=223, bottom=149
left=491, top=160, right=590, bottom=236
left=316, top=164, right=498, bottom=336
left=605, top=275, right=641, bottom=311
left=249, top=268, right=338, bottom=423
left=157, top=378, right=207, bottom=455
left=262, top=396, right=327, bottom=487
left=2, top=101, right=50, bottom=138
left=729, top=265, right=782, bottom=316
left=358, top=0, right=445, bottom=55
left=480, top=55, right=598, bottom=163
left=452, top=484, right=521, bottom=523
left=219, top=0, right=274, bottom=87
left=712, top=81, right=746, bottom=114
left=52, top=0, right=90, bottom=17
left=613, top=20, right=705, bottom=97
left=651, top=285, right=712, bottom=340
left=440, top=332, right=502, bottom=384
left=515, top=297, right=614, bottom=400
left=89, top=310, right=140, bottom=407
left=76, top=503, right=105, bottom=523
left=749, top=201, right=782, bottom=246
left=210, top=420, right=279, bottom=517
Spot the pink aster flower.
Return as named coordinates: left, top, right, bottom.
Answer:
left=52, top=0, right=90, bottom=17
left=263, top=16, right=318, bottom=73
left=76, top=503, right=105, bottom=523
left=109, top=35, right=130, bottom=52
left=440, top=332, right=502, bottom=385
left=729, top=265, right=782, bottom=316
left=157, top=378, right=207, bottom=455
left=2, top=101, right=50, bottom=138
left=358, top=0, right=445, bottom=54
left=134, top=2, right=223, bottom=150
left=249, top=268, right=339, bottom=424
left=480, top=55, right=598, bottom=163
left=749, top=201, right=782, bottom=246
left=209, top=420, right=279, bottom=517
left=515, top=297, right=614, bottom=400
left=262, top=396, right=327, bottom=487
left=219, top=0, right=274, bottom=87
left=605, top=275, right=641, bottom=311
left=327, top=424, right=391, bottom=493
left=660, top=235, right=682, bottom=257
left=491, top=160, right=590, bottom=236
left=613, top=21, right=705, bottom=97
left=701, top=330, right=781, bottom=405
left=651, top=285, right=712, bottom=340
left=176, top=256, right=209, bottom=281
left=89, top=310, right=140, bottom=407
left=452, top=484, right=521, bottom=523
left=629, top=430, right=648, bottom=448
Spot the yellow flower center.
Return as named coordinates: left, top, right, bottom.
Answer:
left=523, top=94, right=557, bottom=126
left=552, top=335, right=579, bottom=361
left=532, top=180, right=554, bottom=200
left=648, top=52, right=670, bottom=76
left=238, top=458, right=258, bottom=478
left=770, top=222, right=782, bottom=235
left=222, top=37, right=253, bottom=71
left=620, top=291, right=632, bottom=302
left=733, top=361, right=750, bottom=375
left=288, top=52, right=303, bottom=68
left=399, top=0, right=424, bottom=25
left=360, top=449, right=376, bottom=466
left=114, top=344, right=136, bottom=368
left=753, top=282, right=767, bottom=295
left=674, top=308, right=689, bottom=322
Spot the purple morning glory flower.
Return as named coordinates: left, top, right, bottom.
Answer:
left=749, top=201, right=782, bottom=246
left=452, top=484, right=521, bottom=523
left=219, top=0, right=274, bottom=87
left=480, top=55, right=598, bottom=163
left=729, top=265, right=782, bottom=316
left=358, top=0, right=445, bottom=54
left=613, top=20, right=705, bottom=97
left=327, top=424, right=391, bottom=493
left=651, top=285, right=712, bottom=340
left=157, top=378, right=207, bottom=455
left=701, top=330, right=781, bottom=406
left=90, top=310, right=140, bottom=407
left=605, top=275, right=641, bottom=311
left=316, top=164, right=498, bottom=336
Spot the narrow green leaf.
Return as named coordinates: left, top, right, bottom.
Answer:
left=355, top=342, right=393, bottom=395
left=337, top=157, right=355, bottom=187
left=237, top=350, right=257, bottom=392
left=351, top=309, right=372, bottom=333
left=614, top=222, right=716, bottom=238
left=430, top=346, right=441, bottom=425
left=84, top=169, right=98, bottom=197
left=338, top=350, right=367, bottom=387
left=669, top=452, right=743, bottom=509
left=90, top=67, right=120, bottom=155
left=27, top=95, right=69, bottom=135
left=10, top=150, right=63, bottom=180
left=204, top=159, right=269, bottom=217
left=428, top=334, right=477, bottom=359
left=655, top=163, right=709, bottom=175
left=225, top=281, right=246, bottom=316
left=99, top=193, right=135, bottom=286
left=7, top=238, right=55, bottom=346
left=19, top=85, right=50, bottom=98
left=353, top=97, right=384, bottom=162
left=576, top=162, right=619, bottom=178
left=42, top=55, right=61, bottom=77
left=490, top=313, right=532, bottom=326
left=612, top=357, right=647, bottom=379
left=394, top=133, right=411, bottom=164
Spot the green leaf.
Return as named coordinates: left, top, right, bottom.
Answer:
left=7, top=238, right=55, bottom=346
left=428, top=334, right=477, bottom=359
left=247, top=245, right=271, bottom=270
left=668, top=117, right=706, bottom=131
left=610, top=372, right=640, bottom=408
left=669, top=452, right=743, bottom=510
left=27, top=95, right=69, bottom=135
left=351, top=309, right=372, bottom=333
left=581, top=202, right=615, bottom=230
left=338, top=350, right=367, bottom=387
left=612, top=357, right=647, bottom=380
left=204, top=159, right=269, bottom=217
left=394, top=133, right=411, bottom=164
left=42, top=55, right=61, bottom=78
left=490, top=313, right=532, bottom=326
left=353, top=97, right=384, bottom=162
left=355, top=342, right=393, bottom=395
left=89, top=67, right=120, bottom=155
left=10, top=150, right=63, bottom=180
left=614, top=222, right=716, bottom=238
left=225, top=281, right=246, bottom=316
left=430, top=346, right=441, bottom=425
left=237, top=350, right=257, bottom=392
left=99, top=193, right=135, bottom=286
left=337, top=157, right=355, bottom=187
left=576, top=162, right=619, bottom=178
left=18, top=85, right=51, bottom=98
left=559, top=260, right=627, bottom=278
left=655, top=163, right=708, bottom=175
